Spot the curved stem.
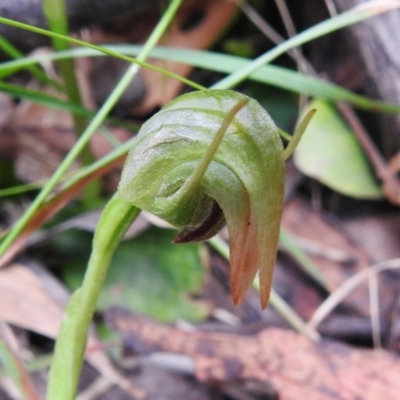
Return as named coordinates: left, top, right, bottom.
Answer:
left=47, top=194, right=140, bottom=400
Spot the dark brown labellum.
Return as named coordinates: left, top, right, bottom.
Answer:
left=173, top=200, right=225, bottom=243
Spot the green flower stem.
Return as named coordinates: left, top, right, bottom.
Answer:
left=0, top=0, right=182, bottom=259
left=47, top=194, right=140, bottom=400
left=208, top=235, right=320, bottom=340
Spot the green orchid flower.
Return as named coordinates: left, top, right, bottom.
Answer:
left=47, top=89, right=314, bottom=400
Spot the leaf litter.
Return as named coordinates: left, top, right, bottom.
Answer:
left=106, top=306, right=400, bottom=400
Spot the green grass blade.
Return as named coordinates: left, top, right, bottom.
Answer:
left=212, top=1, right=400, bottom=89
left=136, top=47, right=400, bottom=113
left=0, top=81, right=94, bottom=117
left=0, top=182, right=42, bottom=198
left=0, top=80, right=139, bottom=131
left=0, top=16, right=203, bottom=90
left=43, top=0, right=95, bottom=195
left=2, top=45, right=399, bottom=114
left=42, top=0, right=87, bottom=138
left=0, top=34, right=63, bottom=90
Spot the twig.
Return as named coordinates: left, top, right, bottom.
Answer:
left=289, top=236, right=356, bottom=264
left=337, top=103, right=387, bottom=178
left=307, top=258, right=400, bottom=331
left=324, top=0, right=338, bottom=16
left=236, top=1, right=315, bottom=76
left=274, top=0, right=297, bottom=38
left=76, top=377, right=113, bottom=400
left=369, top=273, right=382, bottom=349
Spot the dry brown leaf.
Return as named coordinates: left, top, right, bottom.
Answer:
left=10, top=83, right=78, bottom=182
left=106, top=306, right=400, bottom=400
left=10, top=83, right=132, bottom=184
left=0, top=262, right=145, bottom=399
left=0, top=263, right=65, bottom=337
left=344, top=213, right=400, bottom=263
left=0, top=322, right=39, bottom=400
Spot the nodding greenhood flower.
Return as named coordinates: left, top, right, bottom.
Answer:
left=47, top=88, right=314, bottom=400
left=118, top=89, right=302, bottom=309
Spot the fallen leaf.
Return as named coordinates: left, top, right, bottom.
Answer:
left=9, top=78, right=132, bottom=184
left=344, top=213, right=400, bottom=262
left=106, top=306, right=400, bottom=400
left=0, top=263, right=65, bottom=337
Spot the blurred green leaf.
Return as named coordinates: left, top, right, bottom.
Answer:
left=294, top=99, right=383, bottom=199
left=61, top=227, right=207, bottom=322
left=222, top=39, right=254, bottom=58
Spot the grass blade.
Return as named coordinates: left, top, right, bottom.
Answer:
left=2, top=45, right=399, bottom=114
